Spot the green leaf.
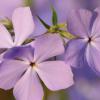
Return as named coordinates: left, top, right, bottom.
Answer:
left=37, top=15, right=50, bottom=29
left=51, top=6, right=58, bottom=25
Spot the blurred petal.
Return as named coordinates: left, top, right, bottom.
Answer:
left=35, top=61, right=74, bottom=91
left=86, top=44, right=100, bottom=73
left=0, top=0, right=22, bottom=19
left=0, top=60, right=28, bottom=90
left=55, top=0, right=84, bottom=22
left=34, top=34, right=64, bottom=63
left=93, top=2, right=100, bottom=13
left=65, top=39, right=87, bottom=68
left=0, top=24, right=13, bottom=48
left=14, top=67, right=43, bottom=100
left=91, top=38, right=100, bottom=51
left=0, top=51, right=6, bottom=63
left=67, top=9, right=92, bottom=37
left=95, top=7, right=100, bottom=14
left=12, top=7, right=35, bottom=45
left=91, top=13, right=100, bottom=38
left=4, top=46, right=34, bottom=62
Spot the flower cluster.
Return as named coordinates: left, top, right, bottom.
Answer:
left=0, top=7, right=74, bottom=100
left=0, top=2, right=100, bottom=100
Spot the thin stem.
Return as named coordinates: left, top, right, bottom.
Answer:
left=43, top=87, right=49, bottom=100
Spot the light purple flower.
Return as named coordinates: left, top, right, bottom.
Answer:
left=64, top=8, right=100, bottom=73
left=0, top=7, right=34, bottom=48
left=0, top=34, right=74, bottom=100
left=0, top=7, right=35, bottom=63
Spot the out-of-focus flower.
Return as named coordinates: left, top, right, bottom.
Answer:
left=67, top=60, right=100, bottom=100
left=64, top=8, right=100, bottom=73
left=69, top=78, right=100, bottom=100
left=32, top=0, right=81, bottom=35
left=0, top=34, right=74, bottom=100
left=0, top=0, right=23, bottom=19
left=76, top=79, right=100, bottom=100
left=76, top=0, right=100, bottom=10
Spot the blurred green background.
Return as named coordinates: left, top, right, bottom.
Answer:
left=0, top=89, right=15, bottom=100
left=0, top=89, right=69, bottom=100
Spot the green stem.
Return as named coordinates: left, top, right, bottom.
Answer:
left=43, top=91, right=48, bottom=100
left=43, top=87, right=50, bottom=100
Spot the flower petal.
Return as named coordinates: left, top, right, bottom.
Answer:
left=94, top=7, right=100, bottom=15
left=14, top=67, right=43, bottom=100
left=64, top=39, right=87, bottom=68
left=4, top=46, right=34, bottom=62
left=0, top=24, right=13, bottom=48
left=86, top=44, right=100, bottom=73
left=0, top=60, right=28, bottom=90
left=91, top=12, right=100, bottom=38
left=0, top=51, right=6, bottom=63
left=67, top=9, right=92, bottom=37
left=34, top=34, right=64, bottom=63
left=35, top=61, right=74, bottom=91
left=12, top=7, right=35, bottom=46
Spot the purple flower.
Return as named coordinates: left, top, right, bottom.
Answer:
left=69, top=78, right=100, bottom=100
left=0, top=7, right=35, bottom=63
left=64, top=8, right=100, bottom=73
left=0, top=7, right=34, bottom=48
left=0, top=34, right=74, bottom=100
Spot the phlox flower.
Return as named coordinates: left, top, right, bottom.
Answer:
left=0, top=7, right=34, bottom=48
left=64, top=8, right=100, bottom=73
left=0, top=34, right=74, bottom=100
left=0, top=7, right=35, bottom=62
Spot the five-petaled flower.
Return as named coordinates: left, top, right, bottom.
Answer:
left=64, top=8, right=100, bottom=73
left=0, top=34, right=74, bottom=100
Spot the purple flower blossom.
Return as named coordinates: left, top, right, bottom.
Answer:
left=64, top=8, right=100, bottom=73
left=0, top=7, right=35, bottom=63
left=0, top=7, right=34, bottom=48
left=0, top=34, right=74, bottom=100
